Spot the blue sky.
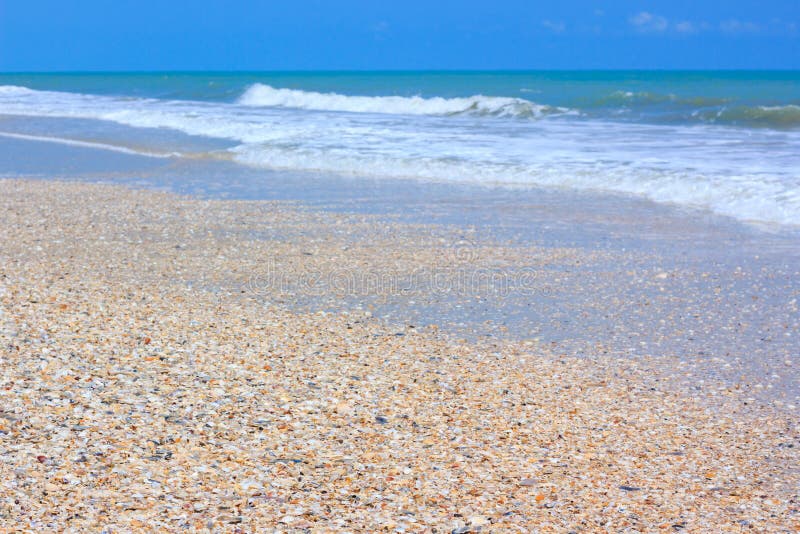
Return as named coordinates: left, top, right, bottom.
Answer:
left=0, top=0, right=797, bottom=70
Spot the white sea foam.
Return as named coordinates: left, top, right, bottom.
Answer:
left=231, top=143, right=800, bottom=226
left=0, top=85, right=34, bottom=95
left=238, top=84, right=569, bottom=118
left=1, top=84, right=799, bottom=226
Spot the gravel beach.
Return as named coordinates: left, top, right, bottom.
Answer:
left=1, top=179, right=797, bottom=532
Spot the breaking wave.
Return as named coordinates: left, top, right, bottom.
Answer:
left=0, top=85, right=35, bottom=96
left=237, top=84, right=571, bottom=118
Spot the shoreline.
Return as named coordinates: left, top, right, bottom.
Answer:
left=1, top=179, right=797, bottom=530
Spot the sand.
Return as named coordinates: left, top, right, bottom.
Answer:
left=0, top=179, right=797, bottom=532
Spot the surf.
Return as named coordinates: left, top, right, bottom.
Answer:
left=237, top=83, right=571, bottom=118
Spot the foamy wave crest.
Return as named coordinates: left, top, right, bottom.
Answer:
left=238, top=84, right=569, bottom=118
left=0, top=85, right=36, bottom=95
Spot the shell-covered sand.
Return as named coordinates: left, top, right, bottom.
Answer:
left=0, top=180, right=797, bottom=532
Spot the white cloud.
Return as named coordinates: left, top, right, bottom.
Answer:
left=720, top=19, right=761, bottom=33
left=542, top=20, right=566, bottom=33
left=625, top=13, right=784, bottom=36
left=628, top=11, right=716, bottom=35
left=629, top=12, right=668, bottom=33
left=769, top=18, right=797, bottom=34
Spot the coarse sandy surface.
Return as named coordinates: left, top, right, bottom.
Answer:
left=0, top=179, right=798, bottom=532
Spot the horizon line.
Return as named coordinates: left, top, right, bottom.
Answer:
left=2, top=68, right=800, bottom=75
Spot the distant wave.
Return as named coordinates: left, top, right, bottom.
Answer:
left=602, top=90, right=677, bottom=105
left=592, top=91, right=800, bottom=128
left=600, top=90, right=731, bottom=107
left=696, top=104, right=800, bottom=129
left=238, top=84, right=571, bottom=118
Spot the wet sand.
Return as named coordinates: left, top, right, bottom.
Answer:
left=3, top=136, right=799, bottom=407
left=1, top=179, right=797, bottom=531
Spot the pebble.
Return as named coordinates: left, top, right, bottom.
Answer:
left=0, top=179, right=796, bottom=531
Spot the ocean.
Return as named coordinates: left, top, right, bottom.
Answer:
left=1, top=71, right=799, bottom=225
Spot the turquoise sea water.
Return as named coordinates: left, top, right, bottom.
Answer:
left=1, top=71, right=799, bottom=224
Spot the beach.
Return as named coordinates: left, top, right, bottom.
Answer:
left=1, top=71, right=799, bottom=531
left=1, top=179, right=798, bottom=531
